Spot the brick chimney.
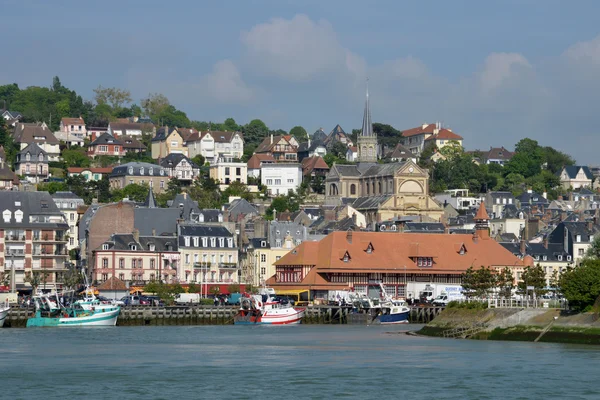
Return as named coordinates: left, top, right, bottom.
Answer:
left=474, top=202, right=490, bottom=240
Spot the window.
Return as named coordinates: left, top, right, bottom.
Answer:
left=102, top=273, right=108, bottom=281
left=69, top=238, right=74, bottom=246
left=210, top=237, right=216, bottom=247
left=558, top=255, right=563, bottom=261
left=542, top=255, right=547, bottom=261
left=417, top=257, right=433, bottom=267
left=266, top=179, right=273, bottom=185
left=119, top=273, right=125, bottom=281
left=227, top=238, right=233, bottom=248
left=275, top=239, right=282, bottom=247
left=219, top=238, right=224, bottom=247
left=129, top=180, right=134, bottom=185
left=567, top=255, right=572, bottom=261
left=350, top=184, right=356, bottom=195
left=275, top=179, right=281, bottom=185
left=193, top=237, right=199, bottom=247
left=99, top=145, right=108, bottom=152
left=102, top=244, right=109, bottom=250
left=202, top=237, right=208, bottom=247
left=184, top=236, right=191, bottom=246
left=150, top=259, right=155, bottom=269
left=131, top=259, right=137, bottom=268
left=236, top=168, right=241, bottom=175
left=114, top=146, right=120, bottom=153
left=119, top=258, right=125, bottom=268
left=130, top=244, right=137, bottom=251
left=225, top=167, right=230, bottom=175
left=2, top=210, right=10, bottom=223
left=149, top=167, right=154, bottom=175
left=128, top=167, right=134, bottom=174
left=140, top=167, right=145, bottom=175
left=138, top=259, right=143, bottom=268
left=70, top=213, right=75, bottom=221
left=578, top=248, right=585, bottom=256
left=160, top=181, right=164, bottom=189
left=102, top=258, right=108, bottom=268
left=185, top=254, right=190, bottom=264
left=171, top=141, right=178, bottom=147
left=260, top=267, right=266, bottom=275
left=260, top=254, right=266, bottom=263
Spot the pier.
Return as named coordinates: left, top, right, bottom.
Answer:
left=3, top=305, right=445, bottom=327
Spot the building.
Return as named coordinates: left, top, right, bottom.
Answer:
left=67, top=167, right=113, bottom=182
left=2, top=110, right=22, bottom=121
left=59, top=117, right=87, bottom=138
left=301, top=156, right=329, bottom=179
left=325, top=160, right=443, bottom=226
left=356, top=86, right=377, bottom=162
left=346, top=146, right=358, bottom=162
left=255, top=135, right=298, bottom=162
left=559, top=166, right=594, bottom=190
left=267, top=203, right=530, bottom=300
left=261, top=163, right=302, bottom=196
left=400, top=122, right=463, bottom=157
left=385, top=143, right=417, bottom=163
left=151, top=126, right=188, bottom=159
left=87, top=133, right=126, bottom=158
left=51, top=192, right=84, bottom=250
left=87, top=126, right=107, bottom=139
left=177, top=224, right=239, bottom=286
left=548, top=221, right=599, bottom=265
left=92, top=232, right=179, bottom=286
left=0, top=192, right=69, bottom=292
left=0, top=151, right=19, bottom=190
left=209, top=157, right=247, bottom=185
left=15, top=143, right=49, bottom=183
left=483, top=146, right=514, bottom=165
left=13, top=122, right=60, bottom=161
left=324, top=124, right=353, bottom=149
left=108, top=121, right=154, bottom=137
left=159, top=153, right=201, bottom=184
left=185, top=131, right=244, bottom=163
left=109, top=162, right=169, bottom=193
left=247, top=154, right=275, bottom=178
left=120, top=136, right=147, bottom=154
left=297, top=130, right=327, bottom=161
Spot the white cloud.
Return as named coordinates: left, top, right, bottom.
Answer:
left=241, top=14, right=364, bottom=82
left=563, top=34, right=600, bottom=65
left=478, top=52, right=531, bottom=92
left=201, top=60, right=254, bottom=104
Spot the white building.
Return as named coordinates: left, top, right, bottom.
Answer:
left=209, top=157, right=247, bottom=186
left=51, top=191, right=85, bottom=250
left=261, top=163, right=302, bottom=196
left=185, top=131, right=244, bottom=164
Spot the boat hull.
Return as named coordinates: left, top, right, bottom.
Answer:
left=0, top=306, right=9, bottom=327
left=234, top=308, right=305, bottom=325
left=376, top=310, right=410, bottom=325
left=26, top=308, right=120, bottom=327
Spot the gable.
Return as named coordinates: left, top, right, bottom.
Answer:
left=396, top=159, right=425, bottom=177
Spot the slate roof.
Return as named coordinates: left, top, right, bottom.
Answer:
left=159, top=153, right=199, bottom=169
left=51, top=191, right=82, bottom=200
left=226, top=198, right=259, bottom=220
left=13, top=123, right=59, bottom=145
left=386, top=143, right=413, bottom=160
left=561, top=165, right=594, bottom=180
left=134, top=208, right=180, bottom=236
left=485, top=147, right=514, bottom=161
left=311, top=128, right=328, bottom=143
left=169, top=193, right=201, bottom=219
left=333, top=164, right=361, bottom=177
left=249, top=237, right=270, bottom=249
left=517, top=191, right=549, bottom=206
left=0, top=191, right=68, bottom=229
left=404, top=222, right=445, bottom=233
left=351, top=195, right=392, bottom=210
left=120, top=135, right=146, bottom=150
left=0, top=163, right=18, bottom=183
left=109, top=122, right=149, bottom=132
left=17, top=142, right=47, bottom=161
left=110, top=162, right=167, bottom=177
left=269, top=221, right=308, bottom=247
left=192, top=209, right=224, bottom=223
left=361, top=163, right=404, bottom=178
left=152, top=126, right=179, bottom=142
left=178, top=225, right=233, bottom=247
left=186, top=131, right=242, bottom=143
left=101, top=233, right=178, bottom=252
left=90, top=132, right=121, bottom=146
left=2, top=110, right=22, bottom=119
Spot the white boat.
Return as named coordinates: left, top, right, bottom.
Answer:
left=234, top=293, right=305, bottom=325
left=26, top=293, right=120, bottom=327
left=350, top=283, right=411, bottom=324
left=75, top=287, right=120, bottom=313
left=0, top=301, right=10, bottom=327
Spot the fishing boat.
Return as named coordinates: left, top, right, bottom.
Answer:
left=234, top=293, right=305, bottom=325
left=26, top=293, right=120, bottom=327
left=75, top=287, right=120, bottom=313
left=350, top=283, right=411, bottom=324
left=0, top=300, right=10, bottom=327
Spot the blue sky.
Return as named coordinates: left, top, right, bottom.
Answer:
left=3, top=0, right=600, bottom=163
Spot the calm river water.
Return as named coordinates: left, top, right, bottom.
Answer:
left=2, top=324, right=599, bottom=400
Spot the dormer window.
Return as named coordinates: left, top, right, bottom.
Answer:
left=38, top=153, right=43, bottom=162
left=202, top=237, right=208, bottom=247
left=228, top=238, right=233, bottom=248
left=2, top=210, right=11, bottom=223
left=128, top=167, right=134, bottom=174
left=102, top=244, right=109, bottom=250
left=261, top=241, right=266, bottom=247
left=365, top=243, right=374, bottom=254
left=218, top=214, right=223, bottom=222
left=342, top=251, right=351, bottom=262
left=199, top=214, right=204, bottom=222
left=184, top=236, right=190, bottom=246
left=542, top=255, right=547, bottom=261
left=14, top=210, right=23, bottom=223
left=558, top=255, right=563, bottom=261
left=149, top=244, right=155, bottom=251
left=210, top=237, right=216, bottom=247
left=576, top=235, right=582, bottom=243
left=567, top=255, right=572, bottom=261
left=140, top=167, right=144, bottom=175
left=26, top=153, right=31, bottom=162
left=149, top=167, right=153, bottom=175
left=130, top=244, right=137, bottom=251
left=160, top=170, right=164, bottom=176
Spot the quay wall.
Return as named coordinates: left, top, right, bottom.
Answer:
left=4, top=305, right=444, bottom=327
left=418, top=308, right=600, bottom=345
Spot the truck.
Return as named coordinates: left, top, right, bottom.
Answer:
left=174, top=293, right=201, bottom=304
left=432, top=290, right=465, bottom=306
left=416, top=284, right=463, bottom=304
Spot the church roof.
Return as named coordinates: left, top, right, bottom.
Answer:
left=360, top=84, right=374, bottom=137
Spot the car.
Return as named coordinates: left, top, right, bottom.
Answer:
left=112, top=299, right=125, bottom=306
left=139, top=297, right=151, bottom=305
left=144, top=296, right=165, bottom=306
left=119, top=295, right=141, bottom=306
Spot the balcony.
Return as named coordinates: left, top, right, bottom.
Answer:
left=5, top=234, right=26, bottom=242
left=35, top=234, right=68, bottom=243
left=5, top=249, right=25, bottom=257
left=36, top=249, right=68, bottom=257
left=218, top=263, right=238, bottom=269
left=4, top=264, right=24, bottom=271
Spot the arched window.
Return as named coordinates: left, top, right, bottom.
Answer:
left=368, top=147, right=373, bottom=157
left=38, top=153, right=44, bottom=162
left=361, top=146, right=367, bottom=156
left=26, top=153, right=31, bottom=162
left=350, top=184, right=356, bottom=195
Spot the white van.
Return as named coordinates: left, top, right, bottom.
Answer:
left=174, top=293, right=201, bottom=304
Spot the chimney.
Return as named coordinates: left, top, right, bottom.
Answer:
left=273, top=209, right=277, bottom=221
left=152, top=228, right=156, bottom=236
left=527, top=188, right=532, bottom=194
left=346, top=229, right=352, bottom=244
left=352, top=212, right=356, bottom=224
left=270, top=134, right=273, bottom=145
left=133, top=228, right=140, bottom=243
left=324, top=208, right=336, bottom=222
left=520, top=235, right=526, bottom=256
left=588, top=220, right=593, bottom=233
left=542, top=192, right=547, bottom=199
left=543, top=235, right=549, bottom=249
left=558, top=195, right=563, bottom=201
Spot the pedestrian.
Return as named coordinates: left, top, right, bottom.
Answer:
left=214, top=296, right=219, bottom=307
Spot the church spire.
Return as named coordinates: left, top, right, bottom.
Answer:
left=361, top=78, right=373, bottom=137
left=143, top=188, right=157, bottom=208
left=357, top=79, right=377, bottom=162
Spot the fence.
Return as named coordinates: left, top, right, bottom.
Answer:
left=486, top=298, right=567, bottom=309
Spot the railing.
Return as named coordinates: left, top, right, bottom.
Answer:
left=218, top=263, right=237, bottom=269
left=487, top=298, right=568, bottom=309
left=6, top=250, right=25, bottom=256
left=4, top=264, right=24, bottom=270
left=5, top=235, right=25, bottom=241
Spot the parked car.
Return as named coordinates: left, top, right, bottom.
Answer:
left=139, top=296, right=151, bottom=305
left=119, top=295, right=141, bottom=306
left=112, top=298, right=125, bottom=306
left=145, top=296, right=165, bottom=306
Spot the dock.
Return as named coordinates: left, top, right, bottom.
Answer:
left=4, top=305, right=445, bottom=327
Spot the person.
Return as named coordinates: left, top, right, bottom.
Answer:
left=214, top=296, right=219, bottom=306
left=224, top=296, right=229, bottom=305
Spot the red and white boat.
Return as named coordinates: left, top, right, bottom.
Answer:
left=234, top=293, right=305, bottom=325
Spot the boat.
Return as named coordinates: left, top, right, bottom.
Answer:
left=234, top=293, right=305, bottom=325
left=0, top=300, right=10, bottom=327
left=349, top=283, right=411, bottom=324
left=26, top=293, right=120, bottom=327
left=75, top=287, right=120, bottom=313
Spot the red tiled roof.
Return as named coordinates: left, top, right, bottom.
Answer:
left=401, top=123, right=437, bottom=137
left=301, top=156, right=329, bottom=176
left=475, top=201, right=490, bottom=220
left=247, top=154, right=275, bottom=169
left=424, top=128, right=463, bottom=141
left=61, top=117, right=85, bottom=126
left=68, top=167, right=113, bottom=174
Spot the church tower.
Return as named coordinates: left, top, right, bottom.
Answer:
left=357, top=81, right=378, bottom=162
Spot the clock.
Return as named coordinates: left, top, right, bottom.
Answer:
left=408, top=167, right=414, bottom=173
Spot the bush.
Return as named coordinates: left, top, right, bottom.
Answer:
left=446, top=300, right=488, bottom=310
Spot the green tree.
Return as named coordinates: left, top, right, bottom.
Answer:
left=560, top=260, right=600, bottom=311
left=37, top=181, right=69, bottom=194
left=111, top=183, right=149, bottom=203
left=155, top=105, right=190, bottom=127
left=191, top=154, right=206, bottom=167
left=222, top=181, right=254, bottom=203
left=496, top=267, right=514, bottom=298
left=461, top=266, right=497, bottom=298
left=242, top=119, right=269, bottom=148
left=62, top=148, right=91, bottom=168
left=141, top=93, right=170, bottom=121
left=222, top=118, right=240, bottom=132
left=373, top=122, right=402, bottom=149
left=93, top=86, right=132, bottom=109
left=518, top=265, right=547, bottom=297
left=584, top=236, right=600, bottom=260
left=543, top=146, right=575, bottom=174
left=330, top=141, right=348, bottom=158
left=289, top=126, right=308, bottom=141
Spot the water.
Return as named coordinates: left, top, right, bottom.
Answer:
left=2, top=324, right=599, bottom=400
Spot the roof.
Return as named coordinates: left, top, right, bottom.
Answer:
left=90, top=132, right=122, bottom=146
left=61, top=117, right=85, bottom=126
left=247, top=154, right=275, bottom=169
left=226, top=198, right=259, bottom=220
left=68, top=167, right=113, bottom=174
left=152, top=126, right=179, bottom=142
left=134, top=208, right=180, bottom=236
left=311, top=128, right=328, bottom=143
left=178, top=225, right=233, bottom=247
left=2, top=110, right=22, bottom=119
left=110, top=162, right=167, bottom=177
left=255, top=135, right=295, bottom=153
left=333, top=164, right=361, bottom=177
left=51, top=191, right=82, bottom=200
left=17, top=142, right=47, bottom=159
left=401, top=123, right=438, bottom=137
left=0, top=163, right=18, bottom=183
left=13, top=123, right=59, bottom=145
left=177, top=127, right=199, bottom=140
left=169, top=193, right=201, bottom=219
left=0, top=191, right=68, bottom=229
left=351, top=195, right=392, bottom=210
left=120, top=135, right=146, bottom=150
left=159, top=153, right=199, bottom=169
left=249, top=237, right=270, bottom=249
left=275, top=231, right=530, bottom=273
left=424, top=128, right=463, bottom=141
left=386, top=143, right=413, bottom=160
left=97, top=277, right=128, bottom=291
left=301, top=156, right=329, bottom=176
left=475, top=202, right=490, bottom=220
left=109, top=122, right=148, bottom=132
left=486, top=146, right=514, bottom=161
left=186, top=131, right=242, bottom=143
left=561, top=165, right=594, bottom=181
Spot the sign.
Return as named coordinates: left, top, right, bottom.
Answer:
left=526, top=286, right=535, bottom=290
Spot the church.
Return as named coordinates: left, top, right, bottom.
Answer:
left=324, top=85, right=443, bottom=227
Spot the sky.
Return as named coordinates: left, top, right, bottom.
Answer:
left=2, top=0, right=600, bottom=163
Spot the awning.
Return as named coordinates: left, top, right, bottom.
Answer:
left=275, top=289, right=309, bottom=296
left=129, top=286, right=144, bottom=294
